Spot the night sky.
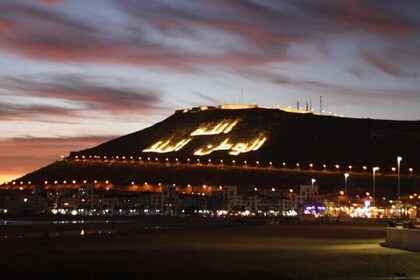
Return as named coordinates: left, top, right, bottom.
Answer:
left=1, top=0, right=419, bottom=183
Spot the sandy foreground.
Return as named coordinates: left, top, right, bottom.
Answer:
left=0, top=218, right=419, bottom=280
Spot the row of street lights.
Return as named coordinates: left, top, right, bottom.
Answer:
left=70, top=155, right=415, bottom=175
left=341, top=156, right=405, bottom=206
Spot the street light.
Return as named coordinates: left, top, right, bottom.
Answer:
left=397, top=156, right=402, bottom=200
left=344, top=173, right=349, bottom=195
left=372, top=167, right=379, bottom=206
left=311, top=178, right=316, bottom=202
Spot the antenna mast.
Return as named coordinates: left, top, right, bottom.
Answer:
left=320, top=96, right=323, bottom=114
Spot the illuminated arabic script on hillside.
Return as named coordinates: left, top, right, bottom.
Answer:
left=142, top=120, right=267, bottom=156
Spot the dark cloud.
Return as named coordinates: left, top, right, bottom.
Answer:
left=0, top=74, right=162, bottom=120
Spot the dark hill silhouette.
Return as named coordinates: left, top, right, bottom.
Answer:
left=12, top=106, right=420, bottom=195
left=73, top=107, right=420, bottom=168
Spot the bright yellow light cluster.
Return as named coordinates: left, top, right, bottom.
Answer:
left=194, top=137, right=267, bottom=156
left=142, top=119, right=267, bottom=155
left=190, top=120, right=238, bottom=136
left=143, top=138, right=191, bottom=153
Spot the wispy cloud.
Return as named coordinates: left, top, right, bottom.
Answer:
left=194, top=92, right=222, bottom=105
left=362, top=52, right=410, bottom=77
left=0, top=73, right=162, bottom=121
left=326, top=0, right=416, bottom=37
left=269, top=74, right=420, bottom=106
left=0, top=101, right=80, bottom=122
left=1, top=0, right=419, bottom=74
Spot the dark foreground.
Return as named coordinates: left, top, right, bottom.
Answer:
left=1, top=217, right=419, bottom=280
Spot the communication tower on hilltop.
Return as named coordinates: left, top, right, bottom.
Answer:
left=320, top=96, right=323, bottom=114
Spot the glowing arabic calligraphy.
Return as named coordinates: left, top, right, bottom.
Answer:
left=194, top=137, right=267, bottom=156
left=142, top=119, right=267, bottom=155
left=143, top=138, right=192, bottom=153
left=190, top=120, right=238, bottom=136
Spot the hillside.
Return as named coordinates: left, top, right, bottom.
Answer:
left=12, top=106, right=420, bottom=194
left=74, top=106, right=420, bottom=168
